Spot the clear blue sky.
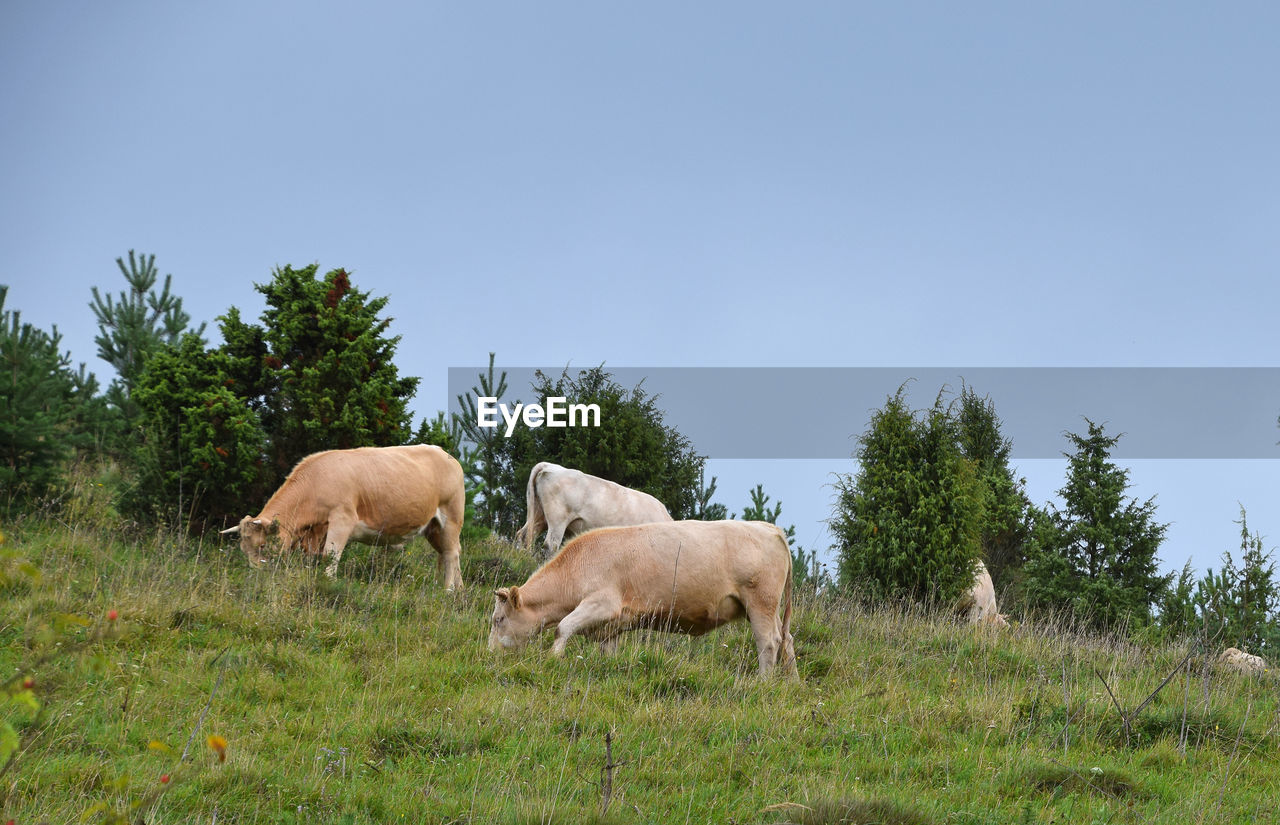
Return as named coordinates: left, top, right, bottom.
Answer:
left=3, top=2, right=1277, bottom=578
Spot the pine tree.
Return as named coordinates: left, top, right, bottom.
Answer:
left=89, top=251, right=204, bottom=426
left=831, top=388, right=985, bottom=605
left=1235, top=510, right=1279, bottom=653
left=1157, top=560, right=1198, bottom=640
left=953, top=386, right=1031, bottom=595
left=127, top=334, right=266, bottom=529
left=452, top=353, right=511, bottom=530
left=0, top=287, right=103, bottom=507
left=226, top=265, right=418, bottom=485
left=1022, top=420, right=1170, bottom=630
left=1192, top=508, right=1279, bottom=653
left=691, top=469, right=728, bottom=521
left=124, top=264, right=418, bottom=529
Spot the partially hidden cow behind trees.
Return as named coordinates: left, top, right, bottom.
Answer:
left=515, top=461, right=672, bottom=556
left=956, top=560, right=1009, bottom=628
left=490, top=520, right=798, bottom=677
left=221, top=445, right=466, bottom=589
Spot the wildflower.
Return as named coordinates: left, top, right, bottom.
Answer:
left=107, top=609, right=118, bottom=622
left=160, top=774, right=171, bottom=784
left=208, top=734, right=228, bottom=762
left=22, top=677, right=34, bottom=690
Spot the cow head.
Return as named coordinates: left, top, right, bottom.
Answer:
left=220, top=516, right=280, bottom=568
left=488, top=586, right=537, bottom=651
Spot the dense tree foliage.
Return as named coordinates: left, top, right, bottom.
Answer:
left=126, top=334, right=266, bottom=529
left=831, top=388, right=986, bottom=605
left=1021, top=421, right=1170, bottom=630
left=953, top=386, right=1032, bottom=594
left=0, top=286, right=106, bottom=509
left=125, top=265, right=418, bottom=528
left=220, top=265, right=418, bottom=489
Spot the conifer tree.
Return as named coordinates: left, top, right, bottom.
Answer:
left=1157, top=560, right=1198, bottom=640
left=692, top=469, right=728, bottom=520
left=128, top=334, right=266, bottom=529
left=453, top=353, right=511, bottom=529
left=223, top=265, right=417, bottom=485
left=831, top=388, right=985, bottom=605
left=89, top=251, right=204, bottom=426
left=953, top=386, right=1031, bottom=592
left=126, top=264, right=417, bottom=528
left=1194, top=508, right=1279, bottom=653
left=0, top=286, right=103, bottom=507
left=1022, top=420, right=1170, bottom=630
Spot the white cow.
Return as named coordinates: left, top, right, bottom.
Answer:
left=1217, top=647, right=1268, bottom=675
left=957, top=561, right=1008, bottom=628
left=490, top=520, right=797, bottom=677
left=514, top=462, right=671, bottom=556
left=220, top=445, right=466, bottom=589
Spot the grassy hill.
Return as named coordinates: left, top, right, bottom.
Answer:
left=2, top=518, right=1276, bottom=824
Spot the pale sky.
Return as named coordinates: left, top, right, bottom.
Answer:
left=3, top=2, right=1278, bottom=578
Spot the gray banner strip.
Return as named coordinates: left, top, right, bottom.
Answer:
left=447, top=367, right=1280, bottom=459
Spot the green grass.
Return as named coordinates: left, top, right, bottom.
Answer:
left=2, top=518, right=1278, bottom=824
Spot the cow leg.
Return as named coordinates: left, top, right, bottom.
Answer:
left=552, top=592, right=621, bottom=656
left=540, top=498, right=576, bottom=557
left=745, top=602, right=786, bottom=677
left=322, top=520, right=355, bottom=579
left=424, top=498, right=465, bottom=588
left=543, top=521, right=568, bottom=559
left=426, top=506, right=465, bottom=592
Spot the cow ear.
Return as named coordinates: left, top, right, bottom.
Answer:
left=494, top=586, right=522, bottom=608
left=267, top=518, right=281, bottom=534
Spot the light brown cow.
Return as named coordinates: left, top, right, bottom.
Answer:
left=220, top=445, right=466, bottom=589
left=956, top=561, right=1008, bottom=628
left=1217, top=647, right=1268, bottom=675
left=490, top=520, right=797, bottom=676
left=515, top=462, right=672, bottom=556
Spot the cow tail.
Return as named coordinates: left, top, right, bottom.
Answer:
left=779, top=527, right=797, bottom=675
left=516, top=462, right=548, bottom=551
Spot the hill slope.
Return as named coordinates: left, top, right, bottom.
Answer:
left=2, top=521, right=1276, bottom=824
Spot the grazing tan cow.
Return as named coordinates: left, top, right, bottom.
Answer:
left=490, top=520, right=797, bottom=676
left=1217, top=647, right=1268, bottom=675
left=220, top=445, right=466, bottom=589
left=514, top=462, right=672, bottom=556
left=956, top=561, right=1008, bottom=628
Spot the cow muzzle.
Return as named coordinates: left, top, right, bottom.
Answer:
left=487, top=629, right=519, bottom=652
